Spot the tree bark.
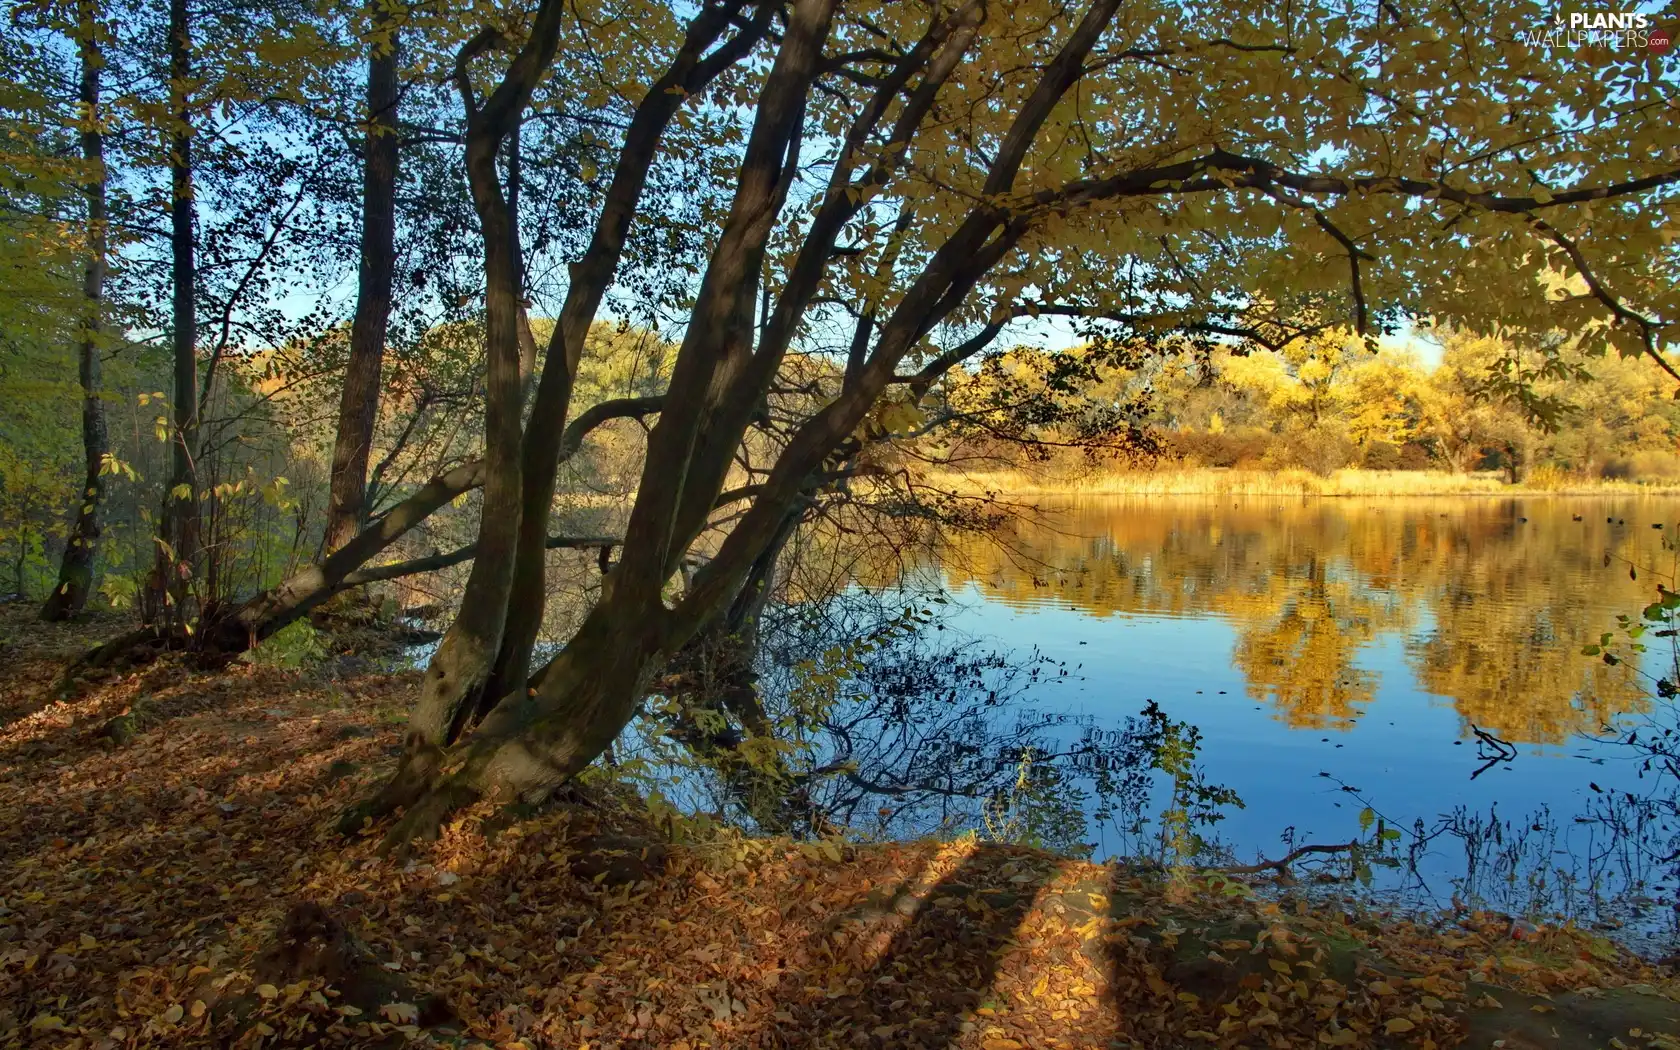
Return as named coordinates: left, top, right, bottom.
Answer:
left=145, top=0, right=200, bottom=628
left=366, top=0, right=1128, bottom=849
left=402, top=2, right=566, bottom=753
left=42, top=1, right=109, bottom=622
left=482, top=0, right=770, bottom=710
left=376, top=0, right=841, bottom=845
left=324, top=1, right=402, bottom=554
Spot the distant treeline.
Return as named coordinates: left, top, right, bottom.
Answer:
left=933, top=329, right=1680, bottom=484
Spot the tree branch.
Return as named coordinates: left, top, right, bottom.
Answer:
left=343, top=534, right=620, bottom=586
left=1525, top=214, right=1680, bottom=383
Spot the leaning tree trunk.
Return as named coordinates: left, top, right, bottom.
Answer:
left=144, top=0, right=200, bottom=629
left=324, top=3, right=401, bottom=554
left=479, top=0, right=769, bottom=713
left=367, top=0, right=1121, bottom=848
left=42, top=2, right=109, bottom=622
left=372, top=0, right=843, bottom=847
left=64, top=387, right=664, bottom=679
left=394, top=1, right=567, bottom=770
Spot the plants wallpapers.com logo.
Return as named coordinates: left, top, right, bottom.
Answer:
left=1518, top=11, right=1674, bottom=52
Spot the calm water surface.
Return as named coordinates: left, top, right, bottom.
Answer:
left=920, top=495, right=1680, bottom=930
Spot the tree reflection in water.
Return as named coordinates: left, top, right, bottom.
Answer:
left=928, top=496, right=1656, bottom=742
left=612, top=496, right=1680, bottom=945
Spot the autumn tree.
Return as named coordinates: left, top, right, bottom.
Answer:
left=53, top=0, right=1680, bottom=843
left=34, top=0, right=112, bottom=619
left=366, top=0, right=1680, bottom=843
left=324, top=0, right=406, bottom=554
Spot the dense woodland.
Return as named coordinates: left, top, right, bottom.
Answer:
left=2, top=0, right=1678, bottom=854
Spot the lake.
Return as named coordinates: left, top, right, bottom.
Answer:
left=911, top=494, right=1680, bottom=941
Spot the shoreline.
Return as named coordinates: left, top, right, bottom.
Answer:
left=924, top=467, right=1680, bottom=499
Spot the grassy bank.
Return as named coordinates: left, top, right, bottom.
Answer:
left=929, top=467, right=1680, bottom=498
left=4, top=609, right=1679, bottom=1048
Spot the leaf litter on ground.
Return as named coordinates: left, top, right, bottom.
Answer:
left=2, top=606, right=1678, bottom=1049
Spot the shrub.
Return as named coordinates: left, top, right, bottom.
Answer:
left=1397, top=442, right=1432, bottom=470
left=1264, top=426, right=1352, bottom=476
left=1607, top=451, right=1680, bottom=483
left=1359, top=440, right=1401, bottom=470
left=1526, top=463, right=1569, bottom=490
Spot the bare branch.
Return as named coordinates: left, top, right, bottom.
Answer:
left=343, top=534, right=620, bottom=586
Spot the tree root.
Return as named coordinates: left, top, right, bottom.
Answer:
left=55, top=626, right=184, bottom=698
left=339, top=739, right=489, bottom=857
left=379, top=776, right=484, bottom=857
left=336, top=741, right=446, bottom=838
left=54, top=616, right=255, bottom=699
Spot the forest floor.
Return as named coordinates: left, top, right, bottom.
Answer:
left=4, top=605, right=1680, bottom=1050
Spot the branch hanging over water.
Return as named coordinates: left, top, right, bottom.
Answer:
left=1216, top=841, right=1359, bottom=884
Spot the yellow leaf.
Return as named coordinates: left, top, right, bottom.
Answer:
left=161, top=1004, right=184, bottom=1024
left=256, top=983, right=279, bottom=1000
left=1474, top=993, right=1503, bottom=1009
left=1269, top=959, right=1292, bottom=974
left=1032, top=975, right=1049, bottom=998
left=189, top=1000, right=206, bottom=1018
left=1385, top=1018, right=1416, bottom=1033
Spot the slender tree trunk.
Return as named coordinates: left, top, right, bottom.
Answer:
left=365, top=0, right=1122, bottom=849
left=506, top=119, right=540, bottom=392
left=377, top=0, right=841, bottom=845
left=407, top=132, right=524, bottom=746
left=324, top=3, right=401, bottom=553
left=400, top=3, right=566, bottom=753
left=481, top=2, right=766, bottom=709
left=42, top=3, right=109, bottom=622
left=145, top=0, right=200, bottom=628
